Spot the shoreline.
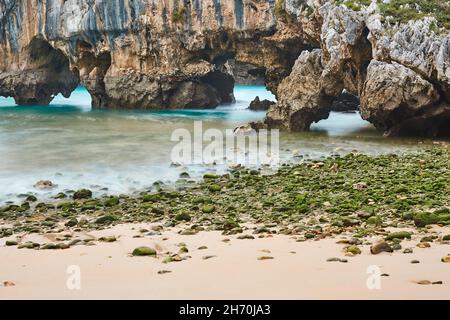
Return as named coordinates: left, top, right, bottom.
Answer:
left=1, top=147, right=449, bottom=299
left=1, top=224, right=450, bottom=299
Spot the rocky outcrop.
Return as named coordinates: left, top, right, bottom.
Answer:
left=0, top=37, right=79, bottom=105
left=264, top=1, right=450, bottom=137
left=0, top=0, right=307, bottom=109
left=360, top=60, right=441, bottom=136
left=266, top=49, right=333, bottom=130
left=0, top=0, right=449, bottom=137
left=248, top=96, right=275, bottom=111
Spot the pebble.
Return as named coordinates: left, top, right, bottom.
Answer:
left=34, top=180, right=56, bottom=190
left=3, top=281, right=15, bottom=287
left=411, top=260, right=420, bottom=264
left=99, top=236, right=117, bottom=243
left=441, top=255, right=450, bottom=263
left=326, top=257, right=348, bottom=263
left=416, top=280, right=431, bottom=285
left=158, top=270, right=172, bottom=275
left=345, top=245, right=361, bottom=255
left=237, top=234, right=255, bottom=240
left=417, top=242, right=431, bottom=248
left=370, top=241, right=393, bottom=255
left=257, top=256, right=274, bottom=261
left=132, top=246, right=157, bottom=256
left=385, top=231, right=412, bottom=241
left=403, top=248, right=413, bottom=254
left=179, top=246, right=189, bottom=254
left=73, top=189, right=93, bottom=200
left=203, top=255, right=217, bottom=260
left=180, top=229, right=197, bottom=236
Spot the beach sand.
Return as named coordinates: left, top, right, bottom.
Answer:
left=1, top=223, right=449, bottom=300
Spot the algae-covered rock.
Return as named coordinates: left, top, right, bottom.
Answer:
left=208, top=184, right=222, bottom=192
left=95, top=215, right=119, bottom=225
left=201, top=205, right=215, bottom=213
left=99, top=236, right=117, bottom=243
left=73, top=189, right=92, bottom=200
left=175, top=212, right=192, bottom=222
left=132, top=246, right=157, bottom=256
left=346, top=245, right=362, bottom=255
left=142, top=194, right=161, bottom=203
left=413, top=211, right=450, bottom=227
left=385, top=231, right=412, bottom=241
left=104, top=197, right=120, bottom=207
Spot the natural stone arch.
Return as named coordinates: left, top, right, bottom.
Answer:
left=0, top=37, right=79, bottom=105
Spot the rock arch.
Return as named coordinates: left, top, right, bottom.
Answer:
left=0, top=37, right=79, bottom=105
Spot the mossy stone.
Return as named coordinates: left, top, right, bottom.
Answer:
left=99, top=236, right=117, bottom=243
left=73, top=189, right=92, bottom=200
left=204, top=173, right=220, bottom=179
left=95, top=215, right=118, bottom=225
left=142, top=194, right=161, bottom=202
left=201, top=205, right=215, bottom=213
left=208, top=184, right=222, bottom=192
left=346, top=245, right=362, bottom=255
left=367, top=216, right=382, bottom=226
left=104, top=197, right=120, bottom=207
left=65, top=218, right=78, bottom=227
left=132, top=246, right=157, bottom=256
left=385, top=231, right=412, bottom=241
left=175, top=212, right=192, bottom=222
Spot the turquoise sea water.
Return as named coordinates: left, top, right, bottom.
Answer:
left=0, top=86, right=423, bottom=203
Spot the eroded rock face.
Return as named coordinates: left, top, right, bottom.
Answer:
left=0, top=37, right=79, bottom=105
left=361, top=61, right=441, bottom=134
left=266, top=49, right=333, bottom=130
left=264, top=1, right=450, bottom=137
left=0, top=0, right=449, bottom=137
left=0, top=0, right=306, bottom=109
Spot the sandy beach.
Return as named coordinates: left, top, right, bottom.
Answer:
left=1, top=223, right=449, bottom=300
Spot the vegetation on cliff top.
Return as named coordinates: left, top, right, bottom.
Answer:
left=337, top=0, right=450, bottom=29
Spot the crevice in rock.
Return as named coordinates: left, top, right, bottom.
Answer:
left=75, top=40, right=112, bottom=108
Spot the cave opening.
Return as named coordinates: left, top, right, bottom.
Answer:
left=0, top=37, right=80, bottom=106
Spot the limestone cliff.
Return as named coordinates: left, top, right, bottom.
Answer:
left=0, top=0, right=306, bottom=108
left=0, top=0, right=449, bottom=137
left=266, top=0, right=450, bottom=137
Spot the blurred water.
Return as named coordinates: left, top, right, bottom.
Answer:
left=0, top=86, right=424, bottom=203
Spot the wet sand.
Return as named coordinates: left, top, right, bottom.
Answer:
left=1, top=223, right=449, bottom=300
